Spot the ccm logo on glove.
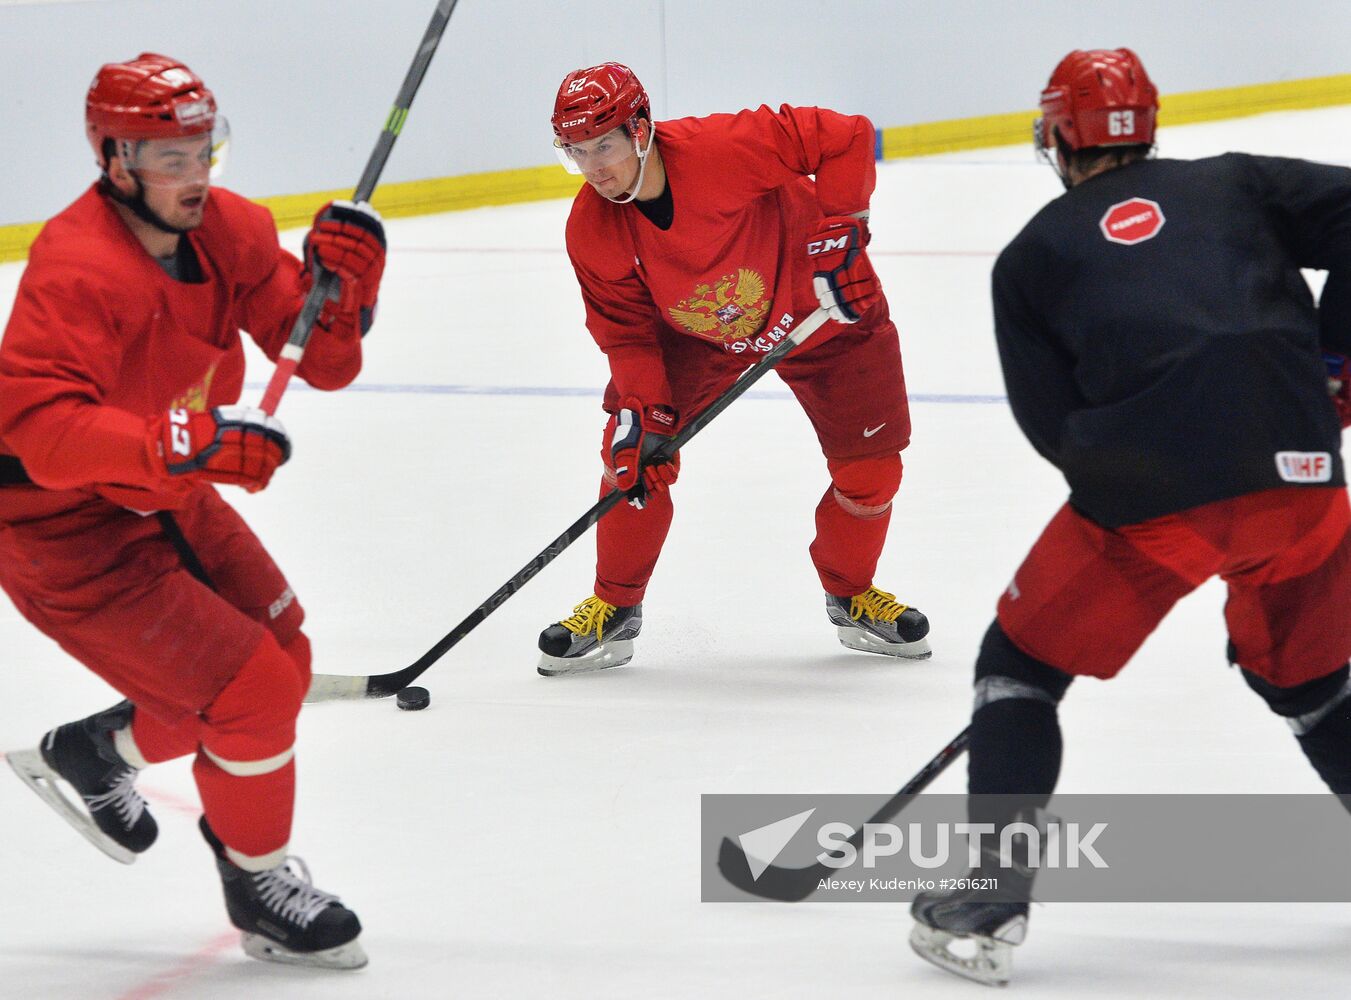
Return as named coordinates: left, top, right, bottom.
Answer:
left=606, top=398, right=679, bottom=510
left=808, top=215, right=881, bottom=324
left=807, top=233, right=853, bottom=256
left=151, top=405, right=291, bottom=493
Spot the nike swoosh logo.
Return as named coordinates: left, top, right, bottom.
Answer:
left=863, top=423, right=887, bottom=438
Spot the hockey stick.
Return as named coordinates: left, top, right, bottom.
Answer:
left=305, top=306, right=833, bottom=702
left=259, top=0, right=460, bottom=415
left=716, top=726, right=971, bottom=901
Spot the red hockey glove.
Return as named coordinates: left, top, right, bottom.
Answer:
left=807, top=215, right=880, bottom=324
left=605, top=399, right=679, bottom=509
left=1326, top=352, right=1351, bottom=428
left=304, top=199, right=386, bottom=336
left=149, top=406, right=291, bottom=493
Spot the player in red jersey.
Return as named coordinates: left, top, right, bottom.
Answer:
left=536, top=62, right=930, bottom=676
left=908, top=49, right=1351, bottom=986
left=0, top=53, right=385, bottom=969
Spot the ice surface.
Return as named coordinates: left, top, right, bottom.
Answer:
left=2, top=106, right=1350, bottom=999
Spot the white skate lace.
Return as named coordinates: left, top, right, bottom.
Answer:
left=252, top=857, right=339, bottom=929
left=84, top=769, right=147, bottom=829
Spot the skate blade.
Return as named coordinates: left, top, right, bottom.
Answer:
left=537, top=639, right=634, bottom=677
left=836, top=627, right=932, bottom=659
left=242, top=932, right=368, bottom=970
left=908, top=918, right=1023, bottom=988
left=5, top=749, right=136, bottom=865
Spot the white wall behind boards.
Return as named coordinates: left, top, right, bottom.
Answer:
left=1, top=0, right=1345, bottom=226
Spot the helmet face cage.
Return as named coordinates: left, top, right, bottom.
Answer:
left=553, top=118, right=647, bottom=175
left=113, top=116, right=231, bottom=186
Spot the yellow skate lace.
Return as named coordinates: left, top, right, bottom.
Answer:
left=850, top=587, right=910, bottom=624
left=560, top=596, right=618, bottom=642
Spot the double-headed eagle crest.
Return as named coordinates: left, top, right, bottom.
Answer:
left=668, top=267, right=770, bottom=344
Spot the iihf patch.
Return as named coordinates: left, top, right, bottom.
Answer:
left=1275, top=451, right=1333, bottom=483
left=1099, top=198, right=1165, bottom=245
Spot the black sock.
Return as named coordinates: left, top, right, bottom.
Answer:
left=968, top=622, right=1073, bottom=838
left=1243, top=664, right=1351, bottom=794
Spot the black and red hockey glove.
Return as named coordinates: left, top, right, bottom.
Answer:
left=304, top=199, right=386, bottom=336
left=605, top=399, right=679, bottom=509
left=1327, top=352, right=1351, bottom=428
left=149, top=405, right=291, bottom=493
left=807, top=214, right=880, bottom=324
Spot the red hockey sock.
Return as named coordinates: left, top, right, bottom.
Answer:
left=594, top=474, right=674, bottom=607
left=193, top=630, right=307, bottom=862
left=810, top=454, right=902, bottom=596
left=193, top=752, right=296, bottom=864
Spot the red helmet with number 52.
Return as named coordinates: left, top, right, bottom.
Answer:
left=551, top=62, right=649, bottom=145
left=1037, top=48, right=1158, bottom=153
left=86, top=53, right=216, bottom=169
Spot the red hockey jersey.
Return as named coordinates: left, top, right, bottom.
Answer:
left=0, top=184, right=362, bottom=519
left=565, top=104, right=878, bottom=410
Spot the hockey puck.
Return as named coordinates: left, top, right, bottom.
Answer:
left=396, top=686, right=430, bottom=711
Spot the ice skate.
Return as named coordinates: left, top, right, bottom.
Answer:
left=6, top=700, right=157, bottom=865
left=827, top=586, right=931, bottom=658
left=201, top=817, right=367, bottom=970
left=537, top=595, right=642, bottom=676
left=909, top=886, right=1028, bottom=987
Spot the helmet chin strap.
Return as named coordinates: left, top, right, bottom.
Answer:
left=602, top=121, right=658, bottom=205
left=99, top=174, right=195, bottom=236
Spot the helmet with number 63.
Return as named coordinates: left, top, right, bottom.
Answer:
left=1036, top=48, right=1158, bottom=153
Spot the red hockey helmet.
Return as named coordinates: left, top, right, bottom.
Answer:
left=1036, top=48, right=1158, bottom=153
left=86, top=53, right=217, bottom=169
left=551, top=62, right=649, bottom=145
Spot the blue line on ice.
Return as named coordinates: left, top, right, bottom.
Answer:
left=242, top=382, right=1007, bottom=404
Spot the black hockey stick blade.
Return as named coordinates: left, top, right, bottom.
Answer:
left=716, top=726, right=971, bottom=900
left=716, top=834, right=821, bottom=901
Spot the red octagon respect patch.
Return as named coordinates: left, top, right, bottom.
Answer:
left=1099, top=198, right=1166, bottom=245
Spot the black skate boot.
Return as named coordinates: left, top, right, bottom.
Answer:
left=910, top=885, right=1028, bottom=987
left=200, top=817, right=367, bottom=970
left=6, top=700, right=157, bottom=864
left=826, top=586, right=931, bottom=658
left=537, top=595, right=642, bottom=676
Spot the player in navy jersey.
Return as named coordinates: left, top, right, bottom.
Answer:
left=909, top=48, right=1351, bottom=987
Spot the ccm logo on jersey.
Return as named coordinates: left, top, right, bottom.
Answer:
left=1099, top=198, right=1165, bottom=245
left=807, top=235, right=850, bottom=256
left=1275, top=451, right=1333, bottom=483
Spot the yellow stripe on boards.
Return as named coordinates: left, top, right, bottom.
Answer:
left=877, top=72, right=1351, bottom=160
left=257, top=163, right=584, bottom=232
left=0, top=165, right=583, bottom=263
left=0, top=221, right=45, bottom=266
left=3, top=73, right=1351, bottom=264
